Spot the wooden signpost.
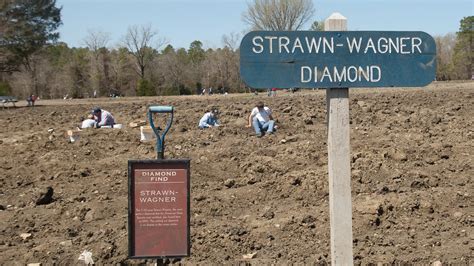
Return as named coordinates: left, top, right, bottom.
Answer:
left=239, top=12, right=436, bottom=265
left=325, top=13, right=352, bottom=265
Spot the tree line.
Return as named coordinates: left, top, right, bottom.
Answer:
left=2, top=34, right=243, bottom=99
left=0, top=0, right=472, bottom=99
left=434, top=16, right=473, bottom=81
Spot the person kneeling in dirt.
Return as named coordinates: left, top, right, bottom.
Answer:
left=80, top=114, right=97, bottom=129
left=246, top=101, right=275, bottom=137
left=92, top=107, right=115, bottom=128
left=26, top=94, right=37, bottom=107
left=198, top=109, right=220, bottom=129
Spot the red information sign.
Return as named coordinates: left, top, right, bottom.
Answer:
left=128, top=160, right=190, bottom=258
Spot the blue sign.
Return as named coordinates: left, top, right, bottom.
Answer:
left=240, top=31, right=436, bottom=88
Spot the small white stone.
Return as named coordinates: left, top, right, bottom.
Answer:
left=242, top=252, right=257, bottom=259
left=59, top=240, right=73, bottom=247
left=20, top=233, right=32, bottom=240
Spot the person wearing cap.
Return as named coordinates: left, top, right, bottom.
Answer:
left=198, top=109, right=220, bottom=129
left=247, top=101, right=275, bottom=137
left=92, top=107, right=115, bottom=128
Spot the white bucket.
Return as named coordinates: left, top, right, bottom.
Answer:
left=140, top=126, right=156, bottom=142
left=96, top=124, right=123, bottom=129
left=99, top=124, right=122, bottom=129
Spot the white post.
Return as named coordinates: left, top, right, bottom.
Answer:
left=324, top=13, right=353, bottom=265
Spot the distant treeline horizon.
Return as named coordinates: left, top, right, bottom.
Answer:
left=1, top=0, right=471, bottom=99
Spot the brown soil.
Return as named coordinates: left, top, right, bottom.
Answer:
left=0, top=81, right=473, bottom=265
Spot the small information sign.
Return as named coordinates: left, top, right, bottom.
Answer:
left=128, top=159, right=190, bottom=259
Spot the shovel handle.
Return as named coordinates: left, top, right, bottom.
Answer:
left=147, top=105, right=174, bottom=159
left=149, top=106, right=173, bottom=113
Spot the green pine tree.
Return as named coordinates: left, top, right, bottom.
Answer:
left=452, top=16, right=473, bottom=79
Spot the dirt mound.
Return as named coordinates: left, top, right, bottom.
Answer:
left=0, top=82, right=473, bottom=264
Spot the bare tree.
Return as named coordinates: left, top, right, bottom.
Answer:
left=435, top=33, right=457, bottom=80
left=123, top=24, right=166, bottom=79
left=84, top=29, right=111, bottom=53
left=110, top=48, right=136, bottom=96
left=242, top=0, right=315, bottom=31
left=84, top=29, right=111, bottom=96
left=222, top=32, right=241, bottom=51
left=156, top=47, right=187, bottom=94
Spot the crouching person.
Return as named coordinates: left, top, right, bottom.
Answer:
left=198, top=109, right=220, bottom=129
left=247, top=101, right=275, bottom=137
left=92, top=107, right=115, bottom=128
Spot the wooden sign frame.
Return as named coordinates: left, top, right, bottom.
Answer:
left=240, top=30, right=436, bottom=88
left=128, top=159, right=191, bottom=259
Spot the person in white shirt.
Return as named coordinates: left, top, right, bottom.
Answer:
left=246, top=101, right=275, bottom=137
left=92, top=107, right=115, bottom=128
left=80, top=114, right=96, bottom=128
left=198, top=109, right=220, bottom=129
